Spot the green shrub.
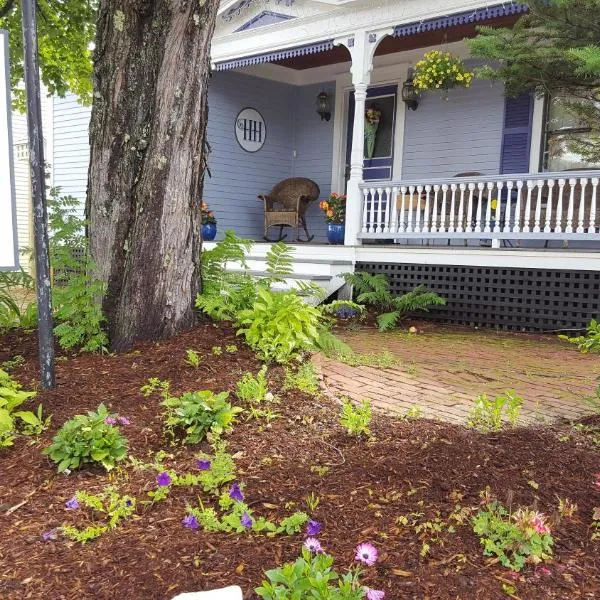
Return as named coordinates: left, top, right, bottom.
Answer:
left=0, top=369, right=48, bottom=447
left=44, top=404, right=128, bottom=471
left=339, top=398, right=372, bottom=437
left=467, top=390, right=523, bottom=432
left=560, top=319, right=600, bottom=353
left=162, top=390, right=242, bottom=444
left=343, top=271, right=445, bottom=331
left=237, top=289, right=323, bottom=363
left=472, top=501, right=553, bottom=571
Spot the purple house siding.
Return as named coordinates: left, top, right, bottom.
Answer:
left=401, top=78, right=505, bottom=179
left=203, top=72, right=295, bottom=240
left=204, top=72, right=334, bottom=242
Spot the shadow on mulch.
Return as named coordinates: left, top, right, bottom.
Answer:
left=0, top=324, right=599, bottom=600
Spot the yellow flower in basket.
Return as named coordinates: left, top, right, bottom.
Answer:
left=490, top=199, right=498, bottom=211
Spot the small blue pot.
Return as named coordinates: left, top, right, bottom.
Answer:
left=202, top=223, right=217, bottom=241
left=327, top=223, right=345, bottom=245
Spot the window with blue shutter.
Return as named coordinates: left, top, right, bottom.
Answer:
left=500, top=93, right=534, bottom=174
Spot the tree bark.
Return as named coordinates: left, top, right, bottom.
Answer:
left=87, top=0, right=218, bottom=351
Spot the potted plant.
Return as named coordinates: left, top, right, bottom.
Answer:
left=201, top=202, right=217, bottom=241
left=413, top=50, right=474, bottom=94
left=319, top=193, right=346, bottom=245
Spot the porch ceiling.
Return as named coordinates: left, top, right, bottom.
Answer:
left=273, top=14, right=520, bottom=70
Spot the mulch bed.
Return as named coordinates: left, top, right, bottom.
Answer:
left=0, top=323, right=599, bottom=599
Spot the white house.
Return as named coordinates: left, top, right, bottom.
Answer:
left=17, top=0, right=600, bottom=330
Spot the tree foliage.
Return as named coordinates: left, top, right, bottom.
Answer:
left=469, top=0, right=600, bottom=163
left=0, top=0, right=95, bottom=110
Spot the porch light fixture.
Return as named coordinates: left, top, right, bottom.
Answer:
left=316, top=90, right=331, bottom=122
left=401, top=67, right=420, bottom=111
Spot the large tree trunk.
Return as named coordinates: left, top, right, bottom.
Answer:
left=87, top=0, right=218, bottom=351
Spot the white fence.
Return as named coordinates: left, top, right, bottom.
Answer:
left=359, top=171, right=600, bottom=244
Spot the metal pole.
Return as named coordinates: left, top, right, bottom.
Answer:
left=20, top=0, right=55, bottom=389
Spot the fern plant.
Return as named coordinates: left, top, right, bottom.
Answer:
left=48, top=189, right=108, bottom=352
left=343, top=271, right=445, bottom=331
left=560, top=319, right=600, bottom=354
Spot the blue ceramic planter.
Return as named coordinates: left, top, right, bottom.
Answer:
left=327, top=223, right=345, bottom=245
left=202, top=223, right=217, bottom=241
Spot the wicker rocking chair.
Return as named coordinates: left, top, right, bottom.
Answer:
left=258, top=177, right=320, bottom=242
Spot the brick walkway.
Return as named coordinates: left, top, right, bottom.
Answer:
left=314, top=327, right=600, bottom=426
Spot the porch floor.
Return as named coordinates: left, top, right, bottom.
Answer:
left=314, top=326, right=600, bottom=426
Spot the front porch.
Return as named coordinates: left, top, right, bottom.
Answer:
left=207, top=2, right=600, bottom=253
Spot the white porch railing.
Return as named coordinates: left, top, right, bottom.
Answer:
left=358, top=171, right=600, bottom=244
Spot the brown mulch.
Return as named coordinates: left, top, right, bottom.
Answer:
left=0, top=324, right=599, bottom=600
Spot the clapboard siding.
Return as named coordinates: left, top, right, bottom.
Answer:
left=401, top=79, right=506, bottom=179
left=11, top=93, right=52, bottom=268
left=11, top=111, right=30, bottom=264
left=52, top=95, right=91, bottom=218
left=291, top=82, right=335, bottom=243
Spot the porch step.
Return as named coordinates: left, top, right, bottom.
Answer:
left=203, top=242, right=354, bottom=303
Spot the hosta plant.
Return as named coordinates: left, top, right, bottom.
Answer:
left=0, top=369, right=48, bottom=447
left=162, top=390, right=241, bottom=444
left=44, top=404, right=128, bottom=472
left=236, top=289, right=323, bottom=363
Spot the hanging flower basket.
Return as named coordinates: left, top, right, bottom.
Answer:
left=413, top=51, right=474, bottom=92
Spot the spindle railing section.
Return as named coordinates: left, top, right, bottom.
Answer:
left=359, top=171, right=600, bottom=244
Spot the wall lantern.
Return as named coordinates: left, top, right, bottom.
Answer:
left=316, top=90, right=331, bottom=122
left=401, top=67, right=420, bottom=111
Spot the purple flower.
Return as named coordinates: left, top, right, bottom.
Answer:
left=241, top=512, right=253, bottom=528
left=104, top=416, right=117, bottom=425
left=305, top=519, right=322, bottom=537
left=117, top=416, right=130, bottom=425
left=182, top=514, right=200, bottom=530
left=42, top=528, right=58, bottom=541
left=65, top=497, right=79, bottom=510
left=156, top=472, right=172, bottom=487
left=303, top=537, right=323, bottom=553
left=196, top=459, right=212, bottom=471
left=229, top=483, right=244, bottom=502
left=125, top=498, right=133, bottom=507
left=366, top=589, right=385, bottom=600
left=355, top=542, right=379, bottom=566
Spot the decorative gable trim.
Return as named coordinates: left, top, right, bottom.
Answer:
left=393, top=3, right=529, bottom=38
left=214, top=39, right=335, bottom=71
left=235, top=11, right=295, bottom=32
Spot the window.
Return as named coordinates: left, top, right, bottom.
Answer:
left=543, top=95, right=600, bottom=171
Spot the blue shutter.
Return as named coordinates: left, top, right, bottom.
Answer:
left=500, top=93, right=533, bottom=174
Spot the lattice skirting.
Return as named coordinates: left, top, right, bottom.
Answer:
left=355, top=262, right=600, bottom=331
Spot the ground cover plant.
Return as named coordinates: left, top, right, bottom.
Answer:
left=1, top=323, right=600, bottom=599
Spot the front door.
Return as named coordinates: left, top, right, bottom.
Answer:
left=345, top=84, right=398, bottom=183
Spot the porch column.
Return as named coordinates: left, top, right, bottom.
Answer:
left=335, top=27, right=393, bottom=246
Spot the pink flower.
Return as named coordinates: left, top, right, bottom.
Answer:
left=303, top=537, right=323, bottom=553
left=355, top=542, right=378, bottom=566
left=117, top=416, right=130, bottom=425
left=594, top=473, right=600, bottom=489
left=104, top=416, right=117, bottom=425
left=366, top=589, right=385, bottom=600
left=507, top=571, right=520, bottom=581
left=530, top=512, right=551, bottom=535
